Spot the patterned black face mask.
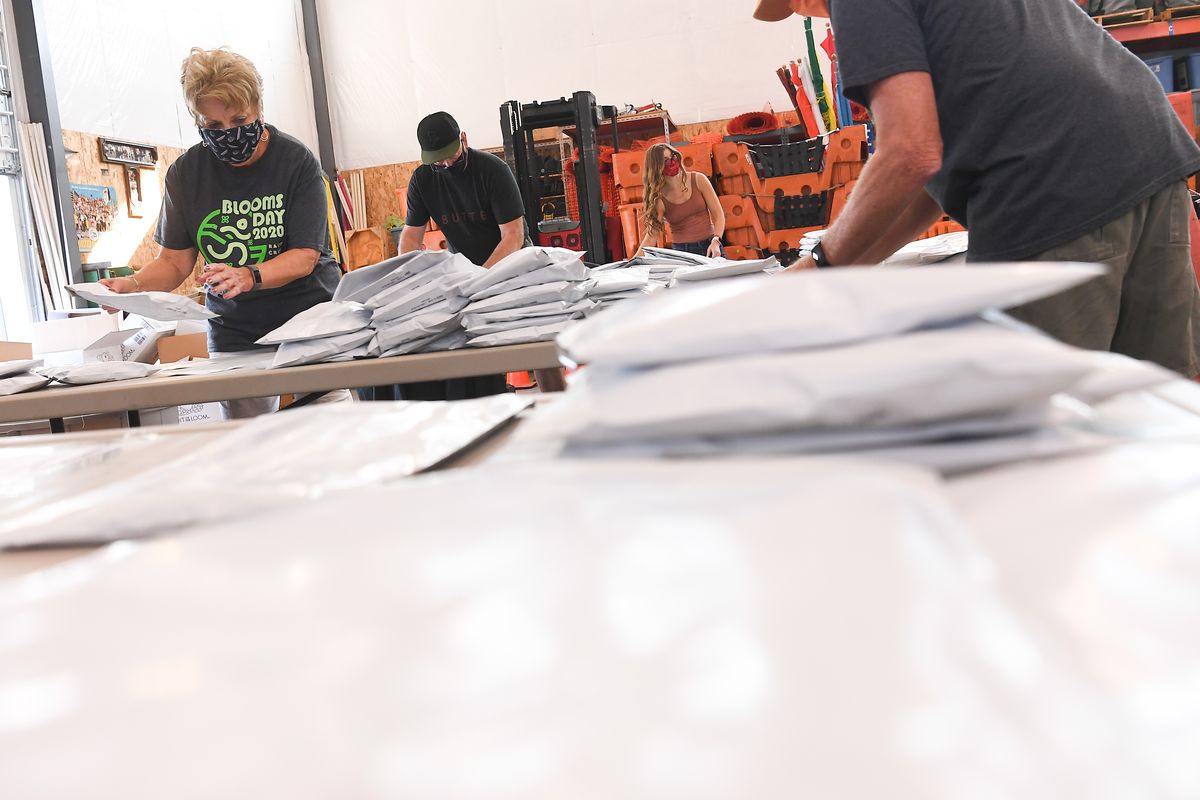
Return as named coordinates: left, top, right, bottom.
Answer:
left=198, top=119, right=265, bottom=164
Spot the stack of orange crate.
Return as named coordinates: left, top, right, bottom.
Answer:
left=607, top=126, right=969, bottom=261
left=711, top=126, right=870, bottom=259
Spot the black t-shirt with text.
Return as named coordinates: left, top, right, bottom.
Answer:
left=830, top=0, right=1200, bottom=261
left=156, top=125, right=340, bottom=352
left=405, top=148, right=529, bottom=266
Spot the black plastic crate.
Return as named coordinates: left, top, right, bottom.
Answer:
left=749, top=139, right=826, bottom=178
left=773, top=191, right=829, bottom=229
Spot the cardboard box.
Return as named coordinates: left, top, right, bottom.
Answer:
left=31, top=311, right=122, bottom=357
left=157, top=332, right=209, bottom=363
left=0, top=341, right=33, bottom=360
left=33, top=312, right=170, bottom=367
left=47, top=307, right=108, bottom=321
left=143, top=321, right=216, bottom=426
left=1, top=412, right=130, bottom=437
left=139, top=401, right=223, bottom=427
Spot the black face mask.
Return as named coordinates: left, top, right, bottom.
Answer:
left=199, top=119, right=264, bottom=164
left=432, top=143, right=469, bottom=175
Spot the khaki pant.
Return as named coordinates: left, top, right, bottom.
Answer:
left=1006, top=181, right=1200, bottom=377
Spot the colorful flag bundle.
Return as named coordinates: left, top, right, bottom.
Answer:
left=777, top=20, right=862, bottom=138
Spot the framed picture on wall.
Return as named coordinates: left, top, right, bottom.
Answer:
left=99, top=137, right=158, bottom=167
left=125, top=165, right=144, bottom=218
left=70, top=184, right=117, bottom=253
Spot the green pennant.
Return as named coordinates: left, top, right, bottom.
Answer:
left=805, top=16, right=836, bottom=132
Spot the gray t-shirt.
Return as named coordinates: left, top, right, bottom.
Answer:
left=156, top=125, right=341, bottom=352
left=830, top=0, right=1200, bottom=261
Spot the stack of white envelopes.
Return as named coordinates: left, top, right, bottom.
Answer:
left=585, top=266, right=657, bottom=310
left=256, top=251, right=485, bottom=367
left=359, top=251, right=482, bottom=358
left=529, top=263, right=1177, bottom=471
left=257, top=298, right=375, bottom=368
left=458, top=246, right=595, bottom=347
left=0, top=358, right=48, bottom=396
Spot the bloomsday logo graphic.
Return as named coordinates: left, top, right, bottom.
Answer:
left=197, top=194, right=287, bottom=265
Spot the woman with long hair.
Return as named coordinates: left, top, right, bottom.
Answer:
left=636, top=143, right=725, bottom=257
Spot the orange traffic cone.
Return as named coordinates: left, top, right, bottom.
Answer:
left=507, top=371, right=536, bottom=390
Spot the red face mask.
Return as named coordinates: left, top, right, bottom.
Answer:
left=662, top=156, right=682, bottom=177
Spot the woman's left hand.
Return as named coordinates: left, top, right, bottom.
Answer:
left=706, top=237, right=723, bottom=258
left=202, top=263, right=253, bottom=300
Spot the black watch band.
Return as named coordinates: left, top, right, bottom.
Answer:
left=811, top=240, right=835, bottom=269
left=248, top=266, right=263, bottom=288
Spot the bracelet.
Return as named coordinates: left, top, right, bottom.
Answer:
left=130, top=276, right=142, bottom=292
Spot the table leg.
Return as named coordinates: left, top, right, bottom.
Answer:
left=533, top=368, right=567, bottom=393
left=371, top=385, right=398, bottom=401
left=284, top=392, right=328, bottom=410
left=127, top=410, right=142, bottom=428
left=49, top=418, right=66, bottom=434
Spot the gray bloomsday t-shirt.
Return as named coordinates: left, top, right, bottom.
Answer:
left=830, top=0, right=1200, bottom=261
left=156, top=125, right=340, bottom=352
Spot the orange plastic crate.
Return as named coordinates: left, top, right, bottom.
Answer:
left=619, top=202, right=676, bottom=254
left=677, top=143, right=715, bottom=177
left=720, top=195, right=768, bottom=250
left=765, top=227, right=824, bottom=254
left=619, top=203, right=645, bottom=257
left=717, top=175, right=754, bottom=196
left=618, top=185, right=645, bottom=204
left=917, top=217, right=967, bottom=240
left=828, top=180, right=857, bottom=224
left=752, top=174, right=825, bottom=215
left=713, top=142, right=754, bottom=179
left=613, top=151, right=643, bottom=189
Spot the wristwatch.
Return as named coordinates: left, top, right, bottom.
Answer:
left=810, top=240, right=836, bottom=269
left=247, top=266, right=263, bottom=289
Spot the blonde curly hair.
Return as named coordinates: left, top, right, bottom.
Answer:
left=180, top=47, right=263, bottom=124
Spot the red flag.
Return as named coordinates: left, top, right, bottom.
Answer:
left=820, top=26, right=839, bottom=117
left=820, top=24, right=836, bottom=62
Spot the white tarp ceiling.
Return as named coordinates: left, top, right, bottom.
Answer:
left=319, top=0, right=814, bottom=169
left=44, top=0, right=320, bottom=155
left=44, top=0, right=819, bottom=169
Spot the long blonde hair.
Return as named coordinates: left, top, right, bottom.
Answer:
left=641, top=144, right=686, bottom=238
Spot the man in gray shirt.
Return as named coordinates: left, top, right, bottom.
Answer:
left=756, top=0, right=1200, bottom=376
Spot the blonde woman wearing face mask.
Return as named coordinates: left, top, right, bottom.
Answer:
left=636, top=144, right=726, bottom=258
left=100, top=47, right=344, bottom=417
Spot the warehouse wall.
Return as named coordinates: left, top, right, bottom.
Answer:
left=319, top=0, right=816, bottom=169
left=44, top=0, right=320, bottom=154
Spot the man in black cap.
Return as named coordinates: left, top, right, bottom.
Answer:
left=400, top=111, right=529, bottom=266
left=392, top=112, right=535, bottom=400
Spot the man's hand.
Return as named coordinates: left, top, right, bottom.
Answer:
left=783, top=255, right=818, bottom=273
left=202, top=263, right=254, bottom=300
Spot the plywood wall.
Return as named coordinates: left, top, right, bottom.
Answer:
left=61, top=130, right=205, bottom=293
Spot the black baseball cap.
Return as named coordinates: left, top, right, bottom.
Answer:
left=417, top=111, right=461, bottom=165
